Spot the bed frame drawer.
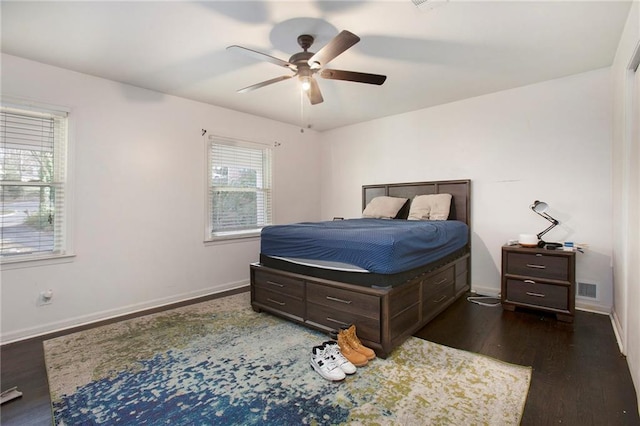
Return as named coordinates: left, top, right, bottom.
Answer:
left=306, top=302, right=380, bottom=343
left=253, top=286, right=305, bottom=320
left=389, top=280, right=420, bottom=318
left=420, top=264, right=455, bottom=321
left=307, top=282, right=380, bottom=320
left=422, top=267, right=454, bottom=298
left=505, top=252, right=569, bottom=281
left=253, top=270, right=304, bottom=299
left=504, top=279, right=569, bottom=311
left=454, top=257, right=469, bottom=294
left=389, top=303, right=420, bottom=342
left=422, top=285, right=454, bottom=320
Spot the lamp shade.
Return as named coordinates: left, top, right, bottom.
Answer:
left=531, top=200, right=549, bottom=214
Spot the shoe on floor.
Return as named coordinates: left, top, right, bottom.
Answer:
left=337, top=331, right=368, bottom=367
left=342, top=324, right=376, bottom=360
left=310, top=345, right=346, bottom=381
left=323, top=341, right=356, bottom=375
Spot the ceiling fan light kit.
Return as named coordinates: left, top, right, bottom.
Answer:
left=300, top=76, right=311, bottom=92
left=227, top=30, right=387, bottom=105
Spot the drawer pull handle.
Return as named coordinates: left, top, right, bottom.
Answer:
left=266, top=280, right=285, bottom=288
left=526, top=292, right=545, bottom=298
left=524, top=279, right=536, bottom=284
left=267, top=298, right=285, bottom=306
left=526, top=264, right=546, bottom=269
left=326, top=317, right=351, bottom=327
left=326, top=296, right=352, bottom=305
left=436, top=278, right=448, bottom=285
left=433, top=295, right=447, bottom=303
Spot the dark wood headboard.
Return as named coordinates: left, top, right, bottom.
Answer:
left=362, top=179, right=471, bottom=226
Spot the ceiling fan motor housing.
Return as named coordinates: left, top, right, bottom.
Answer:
left=290, top=51, right=314, bottom=76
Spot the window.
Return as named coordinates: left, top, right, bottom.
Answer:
left=207, top=136, right=272, bottom=240
left=0, top=104, right=69, bottom=261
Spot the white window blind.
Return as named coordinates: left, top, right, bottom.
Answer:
left=0, top=105, right=68, bottom=259
left=207, top=136, right=272, bottom=238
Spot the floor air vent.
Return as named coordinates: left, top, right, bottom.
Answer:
left=577, top=282, right=597, bottom=299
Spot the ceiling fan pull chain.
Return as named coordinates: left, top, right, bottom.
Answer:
left=300, top=89, right=305, bottom=133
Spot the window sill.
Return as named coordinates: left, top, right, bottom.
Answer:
left=1, top=253, right=76, bottom=270
left=204, top=231, right=261, bottom=245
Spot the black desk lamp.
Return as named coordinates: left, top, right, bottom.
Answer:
left=530, top=200, right=561, bottom=248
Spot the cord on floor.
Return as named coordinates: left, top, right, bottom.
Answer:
left=467, top=295, right=501, bottom=307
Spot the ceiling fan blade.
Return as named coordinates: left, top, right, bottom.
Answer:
left=227, top=45, right=295, bottom=70
left=320, top=69, right=387, bottom=85
left=307, top=78, right=324, bottom=105
left=307, top=30, right=360, bottom=68
left=238, top=75, right=293, bottom=93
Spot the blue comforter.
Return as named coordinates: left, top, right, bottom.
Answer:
left=260, top=218, right=469, bottom=274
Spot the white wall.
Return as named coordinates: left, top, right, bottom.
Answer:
left=0, top=54, right=322, bottom=342
left=319, top=68, right=614, bottom=311
left=611, top=0, right=640, bottom=411
left=0, top=50, right=622, bottom=348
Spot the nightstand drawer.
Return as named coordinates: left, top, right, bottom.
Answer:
left=505, top=279, right=569, bottom=311
left=506, top=252, right=569, bottom=281
left=253, top=270, right=304, bottom=299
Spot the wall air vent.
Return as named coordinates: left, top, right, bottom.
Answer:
left=411, top=0, right=449, bottom=10
left=577, top=282, right=597, bottom=299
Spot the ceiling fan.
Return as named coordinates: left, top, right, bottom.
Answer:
left=227, top=30, right=387, bottom=105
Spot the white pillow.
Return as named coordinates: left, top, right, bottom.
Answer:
left=408, top=193, right=452, bottom=221
left=362, top=196, right=408, bottom=219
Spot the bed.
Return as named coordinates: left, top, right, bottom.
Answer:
left=250, top=179, right=471, bottom=358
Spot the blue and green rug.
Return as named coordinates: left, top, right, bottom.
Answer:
left=44, top=292, right=531, bottom=425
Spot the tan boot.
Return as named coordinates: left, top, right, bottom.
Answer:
left=344, top=325, right=376, bottom=360
left=337, top=332, right=368, bottom=367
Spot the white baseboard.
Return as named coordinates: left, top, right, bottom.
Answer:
left=470, top=284, right=500, bottom=297
left=575, top=298, right=611, bottom=315
left=1, top=280, right=249, bottom=345
left=611, top=310, right=626, bottom=355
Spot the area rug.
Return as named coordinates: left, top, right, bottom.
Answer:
left=44, top=292, right=531, bottom=425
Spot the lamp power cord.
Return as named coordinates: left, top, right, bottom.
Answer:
left=467, top=295, right=501, bottom=307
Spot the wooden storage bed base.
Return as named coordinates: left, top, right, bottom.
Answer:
left=250, top=179, right=471, bottom=358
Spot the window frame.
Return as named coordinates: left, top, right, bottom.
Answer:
left=0, top=97, right=74, bottom=267
left=204, top=134, right=273, bottom=242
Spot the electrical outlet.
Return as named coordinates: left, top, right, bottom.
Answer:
left=37, top=289, right=53, bottom=306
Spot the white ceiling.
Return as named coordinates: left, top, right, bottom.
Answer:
left=0, top=1, right=632, bottom=131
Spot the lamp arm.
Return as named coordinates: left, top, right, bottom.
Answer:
left=540, top=211, right=559, bottom=225
left=536, top=221, right=558, bottom=240
left=533, top=210, right=559, bottom=225
left=530, top=201, right=560, bottom=242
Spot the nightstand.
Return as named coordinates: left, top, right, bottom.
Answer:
left=501, top=245, right=576, bottom=322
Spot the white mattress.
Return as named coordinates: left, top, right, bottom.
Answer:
left=270, top=256, right=369, bottom=273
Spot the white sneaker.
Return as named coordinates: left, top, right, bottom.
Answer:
left=310, top=345, right=346, bottom=381
left=323, top=341, right=357, bottom=375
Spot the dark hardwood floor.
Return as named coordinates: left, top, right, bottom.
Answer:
left=415, top=295, right=640, bottom=425
left=2, top=291, right=638, bottom=425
